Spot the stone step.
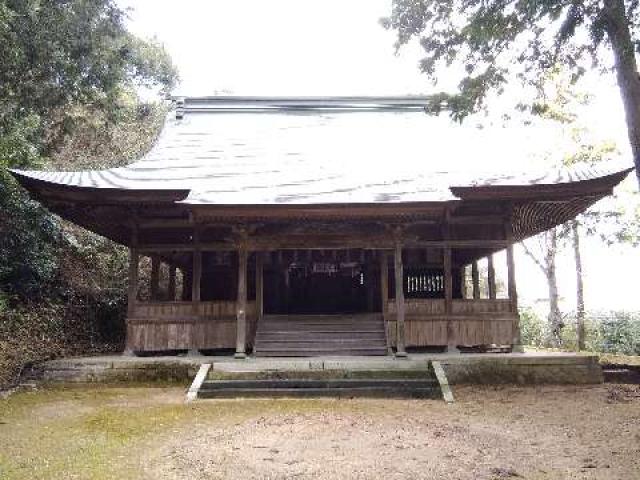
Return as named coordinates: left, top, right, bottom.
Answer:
left=198, top=378, right=440, bottom=398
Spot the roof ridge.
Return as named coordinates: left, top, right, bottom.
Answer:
left=172, top=95, right=431, bottom=117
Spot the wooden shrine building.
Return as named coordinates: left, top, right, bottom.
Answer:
left=11, top=96, right=632, bottom=357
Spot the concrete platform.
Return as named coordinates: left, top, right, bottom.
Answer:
left=37, top=352, right=603, bottom=385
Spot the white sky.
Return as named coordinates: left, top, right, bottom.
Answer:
left=118, top=0, right=640, bottom=313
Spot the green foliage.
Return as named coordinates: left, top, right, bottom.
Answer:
left=520, top=307, right=640, bottom=355
left=382, top=0, right=636, bottom=120
left=518, top=306, right=548, bottom=348
left=0, top=173, right=62, bottom=299
left=586, top=311, right=640, bottom=355
left=0, top=1, right=176, bottom=387
left=0, top=114, right=43, bottom=169
left=0, top=0, right=177, bottom=163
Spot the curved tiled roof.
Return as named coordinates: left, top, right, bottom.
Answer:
left=11, top=96, right=633, bottom=206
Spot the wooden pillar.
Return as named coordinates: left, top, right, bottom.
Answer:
left=182, top=268, right=192, bottom=301
left=460, top=265, right=467, bottom=299
left=256, top=252, right=264, bottom=321
left=168, top=265, right=177, bottom=301
left=189, top=229, right=202, bottom=355
left=366, top=262, right=375, bottom=312
left=505, top=216, right=523, bottom=352
left=235, top=245, right=248, bottom=359
left=471, top=260, right=480, bottom=299
left=150, top=256, right=160, bottom=301
left=394, top=242, right=407, bottom=357
left=442, top=207, right=458, bottom=353
left=380, top=252, right=389, bottom=313
left=125, top=224, right=139, bottom=355
left=283, top=265, right=290, bottom=313
left=487, top=254, right=496, bottom=300
left=192, top=229, right=202, bottom=304
left=444, top=246, right=457, bottom=352
left=127, top=249, right=139, bottom=317
left=379, top=252, right=392, bottom=354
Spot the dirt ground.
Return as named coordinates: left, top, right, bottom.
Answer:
left=1, top=384, right=639, bottom=480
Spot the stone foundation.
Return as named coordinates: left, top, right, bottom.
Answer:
left=36, top=352, right=603, bottom=385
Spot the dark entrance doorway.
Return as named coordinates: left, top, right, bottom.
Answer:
left=264, top=260, right=379, bottom=315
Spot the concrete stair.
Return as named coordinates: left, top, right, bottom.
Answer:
left=253, top=314, right=388, bottom=357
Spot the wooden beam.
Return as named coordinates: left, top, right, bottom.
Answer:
left=138, top=219, right=194, bottom=229
left=150, top=256, right=160, bottom=301
left=235, top=245, right=248, bottom=359
left=448, top=214, right=505, bottom=225
left=137, top=238, right=510, bottom=253
left=168, top=265, right=177, bottom=301
left=471, top=261, right=480, bottom=300
left=487, top=254, right=496, bottom=300
left=394, top=242, right=407, bottom=357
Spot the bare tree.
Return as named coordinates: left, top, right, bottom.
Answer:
left=522, top=228, right=564, bottom=347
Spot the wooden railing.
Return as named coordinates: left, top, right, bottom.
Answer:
left=128, top=298, right=516, bottom=351
left=385, top=298, right=516, bottom=347
left=127, top=300, right=256, bottom=351
left=131, top=300, right=255, bottom=320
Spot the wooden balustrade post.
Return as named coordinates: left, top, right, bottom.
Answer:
left=487, top=254, right=497, bottom=300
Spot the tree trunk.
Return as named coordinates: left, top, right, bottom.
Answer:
left=545, top=228, right=563, bottom=347
left=603, top=0, right=640, bottom=188
left=571, top=221, right=586, bottom=351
